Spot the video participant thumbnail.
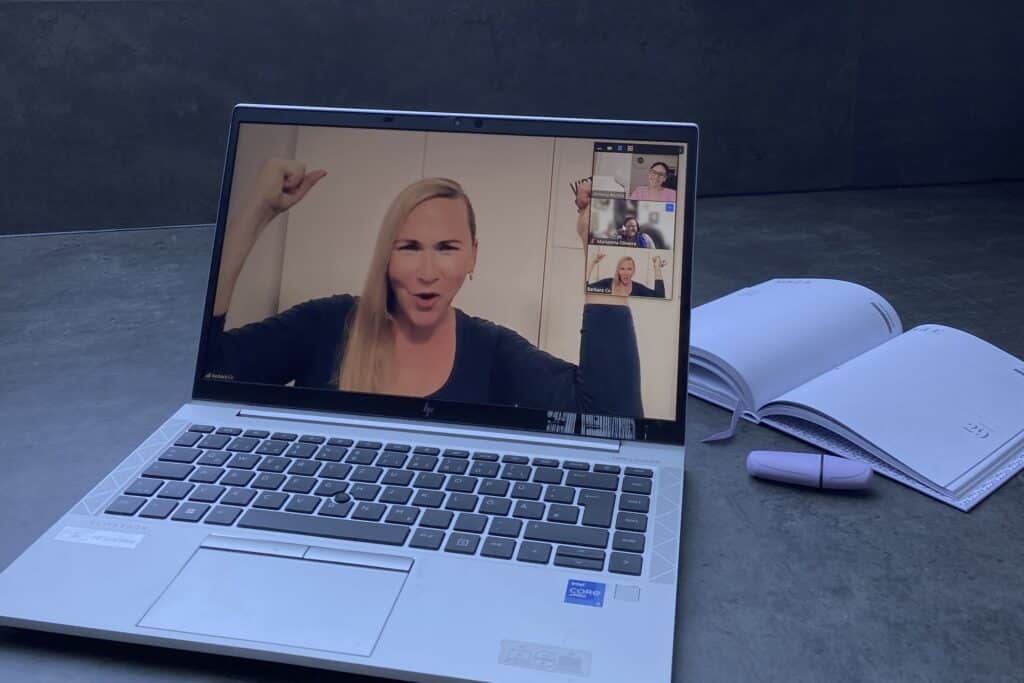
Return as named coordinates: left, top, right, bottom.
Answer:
left=586, top=198, right=675, bottom=249
left=585, top=245, right=672, bottom=300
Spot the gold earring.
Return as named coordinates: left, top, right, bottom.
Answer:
left=469, top=271, right=474, bottom=281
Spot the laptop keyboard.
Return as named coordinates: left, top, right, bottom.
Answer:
left=105, top=424, right=653, bottom=576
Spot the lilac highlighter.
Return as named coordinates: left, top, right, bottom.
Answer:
left=746, top=450, right=873, bottom=490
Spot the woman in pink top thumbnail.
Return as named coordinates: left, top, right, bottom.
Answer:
left=629, top=161, right=676, bottom=201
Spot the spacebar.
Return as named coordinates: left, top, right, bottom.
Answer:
left=237, top=509, right=409, bottom=546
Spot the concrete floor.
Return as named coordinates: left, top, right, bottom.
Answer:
left=1, top=182, right=1022, bottom=682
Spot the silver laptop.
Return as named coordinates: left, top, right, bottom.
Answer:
left=0, top=106, right=697, bottom=682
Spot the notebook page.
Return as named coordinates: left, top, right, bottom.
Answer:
left=773, top=325, right=1024, bottom=492
left=690, top=279, right=901, bottom=409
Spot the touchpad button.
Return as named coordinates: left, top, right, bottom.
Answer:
left=138, top=547, right=408, bottom=656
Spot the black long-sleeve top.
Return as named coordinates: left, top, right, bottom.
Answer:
left=205, top=295, right=644, bottom=417
left=587, top=278, right=666, bottom=298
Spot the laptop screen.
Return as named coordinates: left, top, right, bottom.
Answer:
left=197, top=110, right=694, bottom=444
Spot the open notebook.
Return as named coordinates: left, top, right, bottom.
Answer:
left=688, top=279, right=1024, bottom=511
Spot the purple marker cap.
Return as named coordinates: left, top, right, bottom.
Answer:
left=746, top=450, right=873, bottom=490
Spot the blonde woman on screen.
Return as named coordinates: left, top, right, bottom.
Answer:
left=586, top=251, right=666, bottom=298
left=208, top=158, right=645, bottom=417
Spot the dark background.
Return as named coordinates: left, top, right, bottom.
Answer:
left=2, top=0, right=1022, bottom=235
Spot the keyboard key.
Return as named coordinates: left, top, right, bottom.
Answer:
left=143, top=461, right=194, bottom=481
left=197, top=434, right=231, bottom=450
left=438, top=458, right=469, bottom=475
left=380, top=486, right=413, bottom=504
left=318, top=499, right=353, bottom=518
left=480, top=497, right=512, bottom=516
left=156, top=481, right=194, bottom=499
left=420, top=509, right=453, bottom=529
left=547, top=504, right=580, bottom=524
left=313, top=480, right=349, bottom=497
left=469, top=461, right=500, bottom=478
left=513, top=501, right=545, bottom=520
left=216, top=427, right=242, bottom=436
left=413, top=446, right=440, bottom=456
left=565, top=471, right=618, bottom=491
left=554, top=547, right=604, bottom=571
left=298, top=434, right=326, bottom=444
left=412, top=490, right=445, bottom=508
left=351, top=502, right=387, bottom=522
left=189, top=466, right=225, bottom=484
left=594, top=464, right=621, bottom=474
left=454, top=513, right=488, bottom=533
left=502, top=455, right=530, bottom=464
left=139, top=499, right=177, bottom=519
left=346, top=448, right=378, bottom=465
left=333, top=492, right=352, bottom=504
left=619, top=494, right=651, bottom=513
left=445, top=532, right=480, bottom=555
left=243, top=429, right=270, bottom=438
left=501, top=464, right=532, bottom=481
left=413, top=472, right=445, bottom=489
left=239, top=509, right=409, bottom=546
left=489, top=517, right=522, bottom=538
left=624, top=467, right=654, bottom=478
left=270, top=432, right=298, bottom=441
left=226, top=437, right=259, bottom=452
left=356, top=440, right=383, bottom=450
left=286, top=442, right=318, bottom=459
left=544, top=486, right=575, bottom=504
left=410, top=528, right=445, bottom=550
left=351, top=466, right=383, bottom=483
left=349, top=484, right=382, bottom=501
left=285, top=495, right=321, bottom=514
left=321, top=462, right=353, bottom=480
left=204, top=505, right=242, bottom=525
left=531, top=457, right=559, bottom=468
left=220, top=469, right=255, bottom=487
left=255, top=441, right=288, bottom=456
left=579, top=490, right=615, bottom=528
left=252, top=491, right=289, bottom=510
left=124, top=478, right=162, bottom=497
left=471, top=452, right=499, bottom=461
left=442, top=449, right=470, bottom=458
left=613, top=531, right=646, bottom=553
left=384, top=443, right=411, bottom=453
left=408, top=455, right=438, bottom=471
left=517, top=541, right=552, bottom=564
left=446, top=494, right=479, bottom=513
left=106, top=496, right=144, bottom=516
left=481, top=537, right=516, bottom=560
left=189, top=484, right=226, bottom=503
left=188, top=424, right=215, bottom=433
left=315, top=446, right=348, bottom=462
left=524, top=521, right=609, bottom=549
left=622, top=476, right=652, bottom=495
left=563, top=461, right=589, bottom=470
left=197, top=450, right=231, bottom=466
left=557, top=545, right=605, bottom=561
left=445, top=475, right=478, bottom=493
left=221, top=487, right=257, bottom=506
left=226, top=453, right=260, bottom=469
left=616, top=512, right=648, bottom=532
left=327, top=437, right=354, bottom=447
left=511, top=482, right=542, bottom=500
left=384, top=505, right=419, bottom=525
left=382, top=469, right=414, bottom=486
left=172, top=502, right=210, bottom=522
left=258, top=457, right=291, bottom=473
left=533, top=468, right=564, bottom=485
left=609, top=552, right=643, bottom=576
left=288, top=459, right=321, bottom=476
left=479, top=479, right=509, bottom=496
left=160, top=447, right=202, bottom=463
left=283, top=476, right=317, bottom=494
left=377, top=452, right=408, bottom=468
left=252, top=473, right=286, bottom=490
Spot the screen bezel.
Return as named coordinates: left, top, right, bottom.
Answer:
left=192, top=105, right=698, bottom=445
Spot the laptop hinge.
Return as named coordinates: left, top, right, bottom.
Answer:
left=235, top=407, right=621, bottom=453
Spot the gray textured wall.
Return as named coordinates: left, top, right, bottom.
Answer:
left=2, top=0, right=1022, bottom=234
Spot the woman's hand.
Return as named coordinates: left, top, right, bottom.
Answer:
left=587, top=248, right=605, bottom=279
left=572, top=177, right=592, bottom=246
left=652, top=255, right=666, bottom=278
left=250, top=158, right=328, bottom=221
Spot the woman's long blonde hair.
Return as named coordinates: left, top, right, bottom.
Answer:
left=337, top=177, right=477, bottom=394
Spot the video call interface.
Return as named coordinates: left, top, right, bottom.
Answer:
left=204, top=124, right=688, bottom=428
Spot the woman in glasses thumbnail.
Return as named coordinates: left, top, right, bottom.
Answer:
left=586, top=251, right=666, bottom=299
left=206, top=159, right=643, bottom=418
left=629, top=162, right=676, bottom=202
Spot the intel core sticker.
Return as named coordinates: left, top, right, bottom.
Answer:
left=564, top=579, right=605, bottom=607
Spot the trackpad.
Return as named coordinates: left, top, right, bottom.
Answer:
left=139, top=547, right=408, bottom=656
